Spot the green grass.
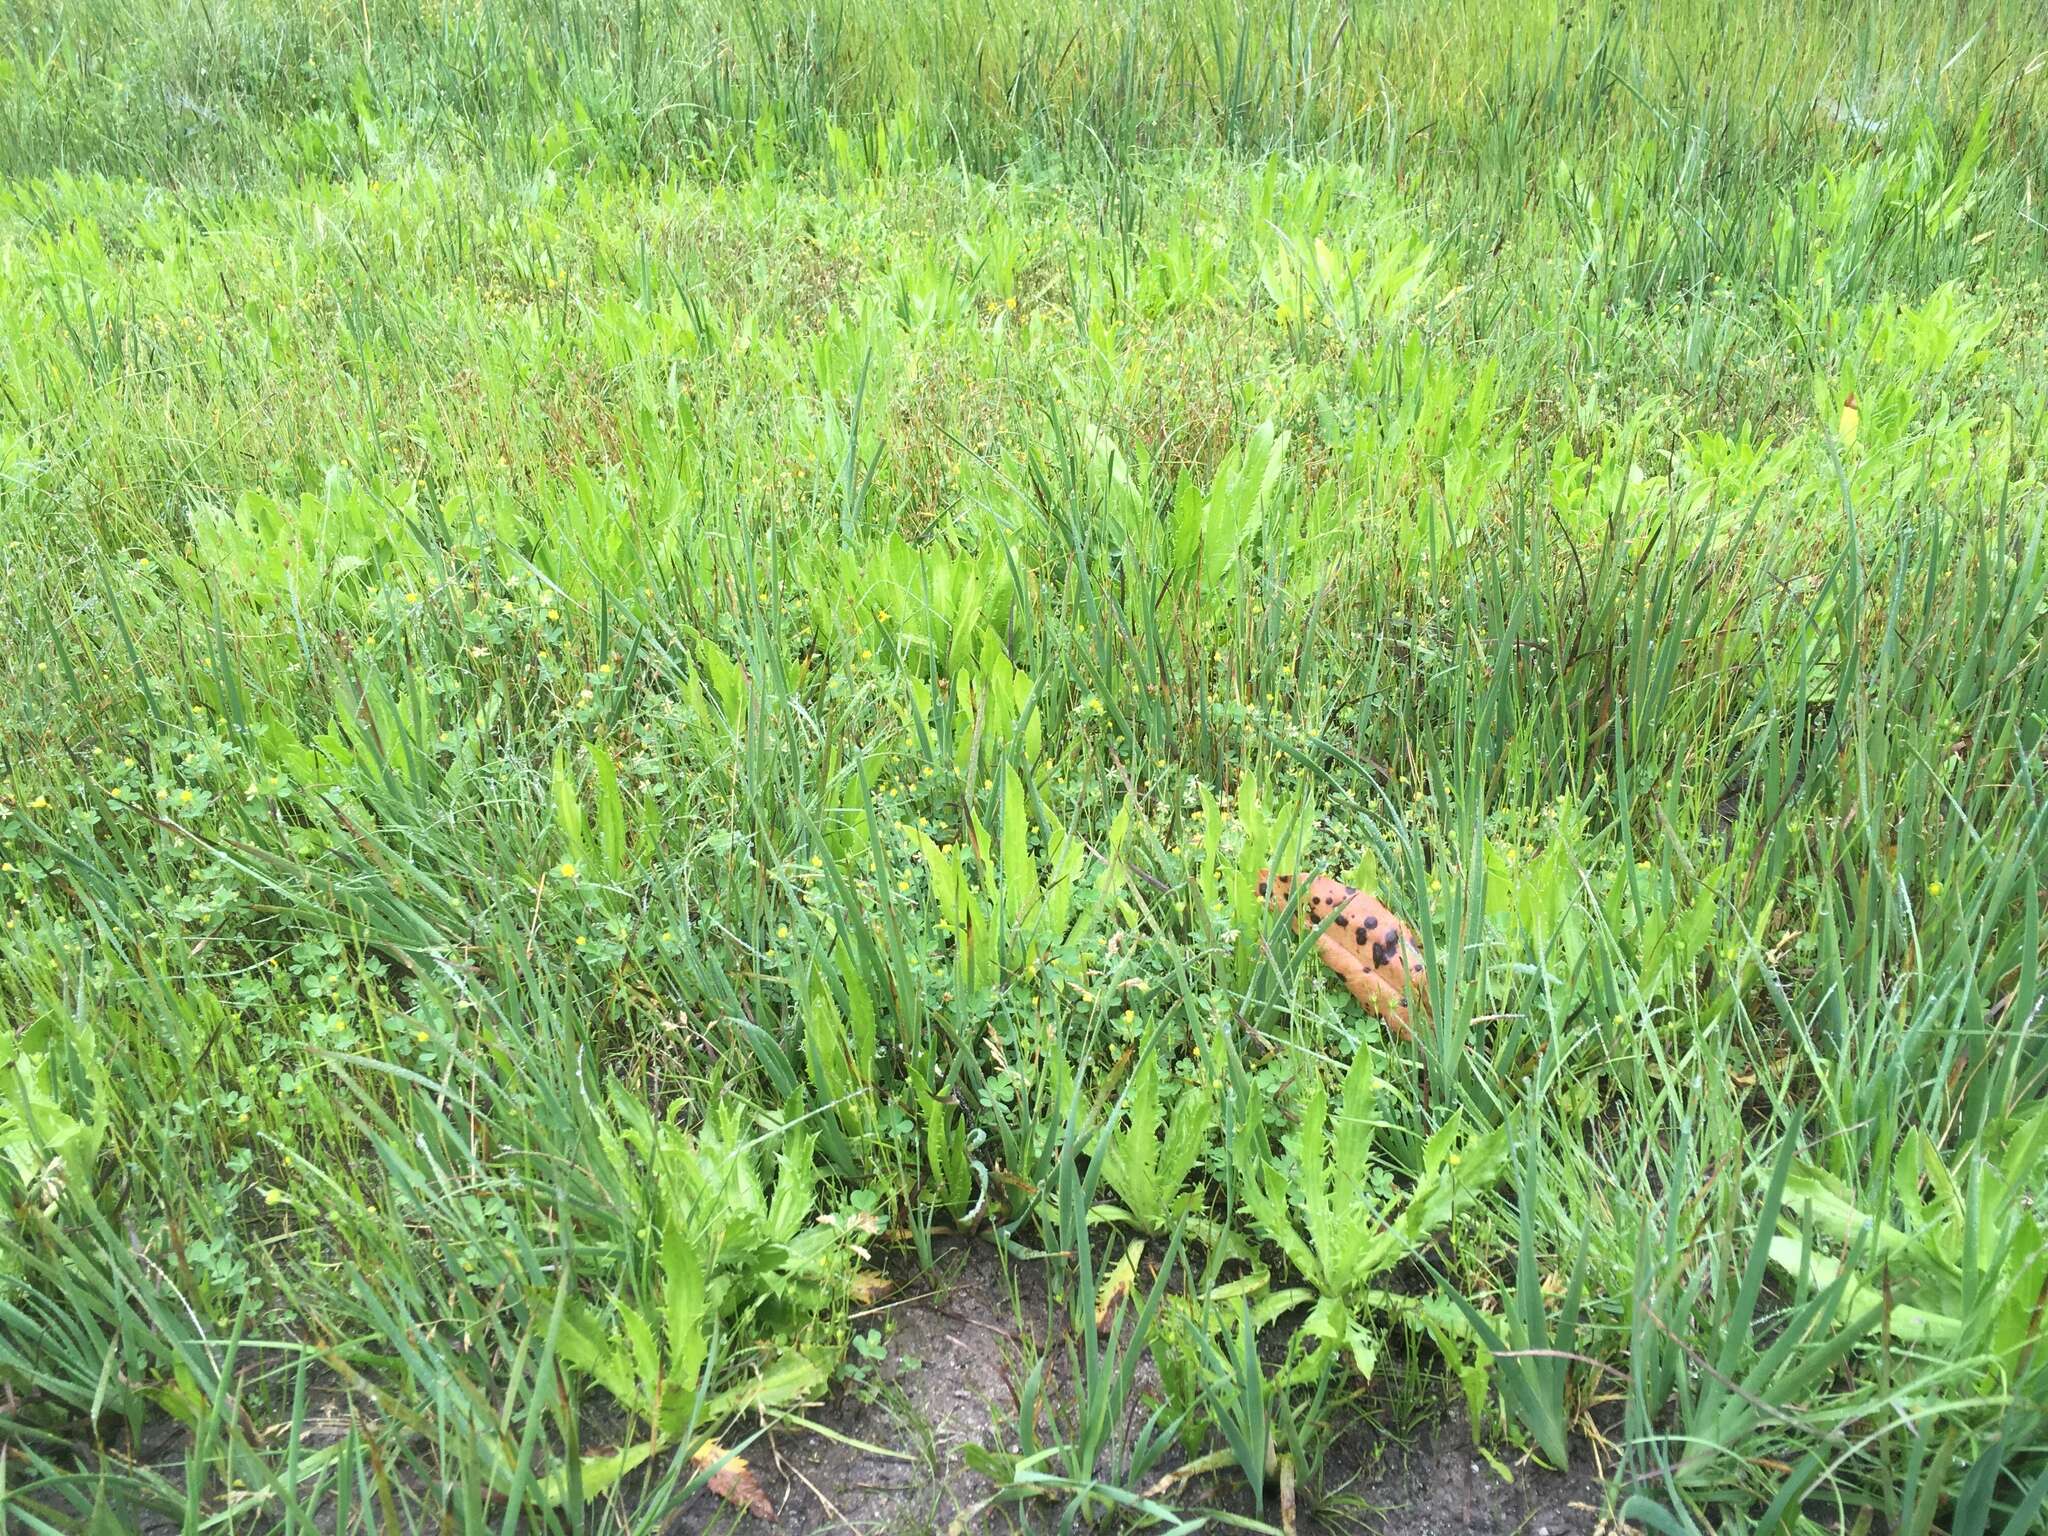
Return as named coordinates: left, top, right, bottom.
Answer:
left=3, top=0, right=2047, bottom=1530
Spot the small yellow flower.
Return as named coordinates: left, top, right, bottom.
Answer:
left=415, top=1029, right=430, bottom=1043
left=30, top=796, right=47, bottom=809
left=1928, top=880, right=1944, bottom=897
left=875, top=607, right=891, bottom=622
left=405, top=591, right=421, bottom=604
left=558, top=862, right=578, bottom=879
left=574, top=935, right=587, bottom=947
left=776, top=924, right=790, bottom=939
left=263, top=1188, right=284, bottom=1206
left=659, top=930, right=674, bottom=944
left=178, top=789, right=194, bottom=804
left=897, top=879, right=910, bottom=892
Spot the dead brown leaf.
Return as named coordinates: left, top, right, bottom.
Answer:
left=1094, top=1239, right=1143, bottom=1333
left=692, top=1440, right=773, bottom=1521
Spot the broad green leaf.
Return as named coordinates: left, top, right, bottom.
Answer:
left=551, top=745, right=587, bottom=862
left=1765, top=1237, right=1959, bottom=1343
left=913, top=830, right=969, bottom=931
left=1000, top=765, right=1037, bottom=928
left=1782, top=1167, right=1919, bottom=1264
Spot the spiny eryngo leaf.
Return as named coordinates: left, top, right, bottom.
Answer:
left=554, top=1298, right=639, bottom=1409
left=1101, top=1055, right=1213, bottom=1232
left=661, top=1227, right=707, bottom=1390
left=1156, top=1074, right=1215, bottom=1206
left=1299, top=1295, right=1379, bottom=1379
left=543, top=1439, right=656, bottom=1505
left=1237, top=1118, right=1321, bottom=1286
left=1293, top=1076, right=1337, bottom=1279
left=1101, top=1050, right=1165, bottom=1208
left=618, top=1301, right=660, bottom=1402
left=1369, top=1117, right=1508, bottom=1273
left=1333, top=1048, right=1378, bottom=1189
left=767, top=1130, right=820, bottom=1244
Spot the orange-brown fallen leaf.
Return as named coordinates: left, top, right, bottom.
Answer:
left=1259, top=869, right=1427, bottom=1038
left=692, top=1440, right=773, bottom=1521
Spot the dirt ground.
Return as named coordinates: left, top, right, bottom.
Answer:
left=659, top=1240, right=1620, bottom=1536
left=111, top=1237, right=1617, bottom=1535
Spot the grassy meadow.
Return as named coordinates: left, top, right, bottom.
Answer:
left=4, top=0, right=2048, bottom=1529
